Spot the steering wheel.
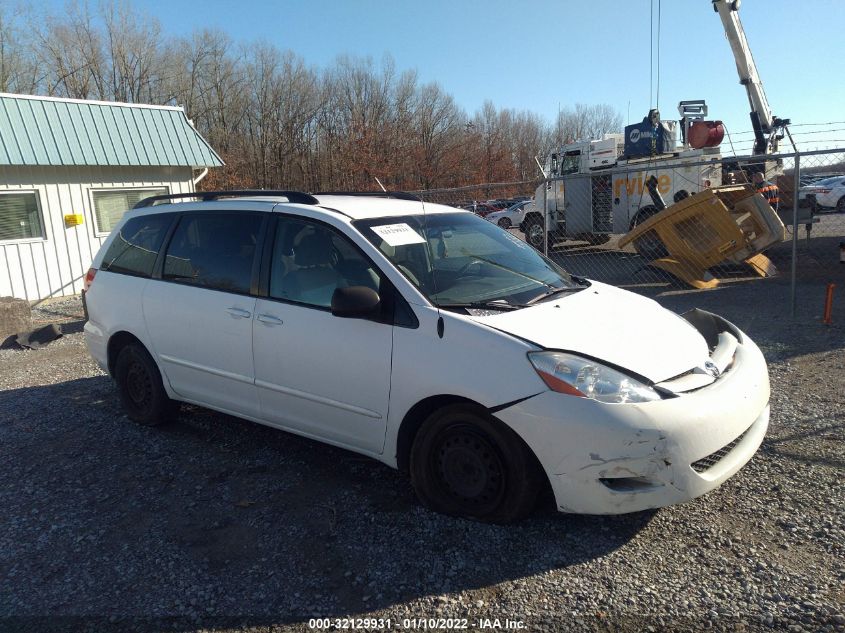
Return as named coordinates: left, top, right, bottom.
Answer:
left=454, top=258, right=484, bottom=278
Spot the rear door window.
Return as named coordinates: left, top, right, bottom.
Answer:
left=163, top=212, right=264, bottom=294
left=100, top=213, right=175, bottom=277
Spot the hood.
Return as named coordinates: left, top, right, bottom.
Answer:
left=468, top=282, right=709, bottom=383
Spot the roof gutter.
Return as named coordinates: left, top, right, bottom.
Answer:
left=192, top=168, right=209, bottom=187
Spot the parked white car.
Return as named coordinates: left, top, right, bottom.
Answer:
left=798, top=175, right=845, bottom=211
left=84, top=191, right=770, bottom=522
left=486, top=200, right=532, bottom=229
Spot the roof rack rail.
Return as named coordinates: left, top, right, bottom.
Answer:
left=314, top=191, right=422, bottom=202
left=133, top=190, right=319, bottom=209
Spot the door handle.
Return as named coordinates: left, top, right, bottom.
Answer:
left=257, top=313, right=284, bottom=325
left=226, top=307, right=252, bottom=319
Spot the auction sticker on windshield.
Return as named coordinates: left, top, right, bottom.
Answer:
left=371, top=223, right=427, bottom=246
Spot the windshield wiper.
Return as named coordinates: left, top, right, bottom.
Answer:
left=438, top=299, right=527, bottom=311
left=526, top=286, right=585, bottom=305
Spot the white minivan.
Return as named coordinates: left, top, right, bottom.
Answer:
left=84, top=191, right=770, bottom=522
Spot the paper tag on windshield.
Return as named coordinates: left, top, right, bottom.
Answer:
left=371, top=223, right=426, bottom=246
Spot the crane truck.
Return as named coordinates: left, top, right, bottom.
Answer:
left=520, top=0, right=789, bottom=251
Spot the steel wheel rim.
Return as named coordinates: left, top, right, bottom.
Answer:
left=126, top=360, right=153, bottom=408
left=432, top=425, right=505, bottom=510
left=527, top=223, right=544, bottom=247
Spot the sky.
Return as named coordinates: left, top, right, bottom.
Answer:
left=33, top=0, right=845, bottom=153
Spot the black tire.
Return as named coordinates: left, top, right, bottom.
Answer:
left=629, top=205, right=662, bottom=231
left=409, top=404, right=543, bottom=523
left=114, top=344, right=177, bottom=426
left=673, top=189, right=691, bottom=203
left=837, top=196, right=845, bottom=213
left=523, top=216, right=546, bottom=250
left=630, top=206, right=669, bottom=260
left=497, top=217, right=512, bottom=229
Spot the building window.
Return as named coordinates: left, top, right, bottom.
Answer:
left=0, top=192, right=45, bottom=242
left=92, top=188, right=169, bottom=234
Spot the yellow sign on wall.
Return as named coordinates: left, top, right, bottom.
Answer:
left=64, top=214, right=84, bottom=227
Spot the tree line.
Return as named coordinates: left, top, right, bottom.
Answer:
left=0, top=2, right=622, bottom=194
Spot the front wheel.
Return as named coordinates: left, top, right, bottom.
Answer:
left=410, top=405, right=543, bottom=523
left=114, top=344, right=177, bottom=426
left=523, top=216, right=546, bottom=250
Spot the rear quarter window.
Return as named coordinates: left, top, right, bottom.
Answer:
left=100, top=214, right=175, bottom=277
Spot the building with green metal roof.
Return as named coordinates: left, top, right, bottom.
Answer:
left=0, top=93, right=223, bottom=301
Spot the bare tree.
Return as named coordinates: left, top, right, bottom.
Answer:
left=507, top=110, right=548, bottom=180
left=274, top=51, right=321, bottom=188
left=555, top=103, right=622, bottom=144
left=32, top=1, right=105, bottom=98
left=10, top=0, right=625, bottom=193
left=411, top=81, right=464, bottom=189
left=101, top=1, right=165, bottom=102
left=0, top=5, right=38, bottom=93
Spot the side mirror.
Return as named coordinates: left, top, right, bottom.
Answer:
left=331, top=286, right=381, bottom=319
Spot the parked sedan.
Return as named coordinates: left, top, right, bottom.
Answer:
left=486, top=200, right=532, bottom=228
left=798, top=175, right=845, bottom=211
left=461, top=202, right=501, bottom=218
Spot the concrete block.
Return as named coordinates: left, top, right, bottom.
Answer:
left=0, top=296, right=32, bottom=340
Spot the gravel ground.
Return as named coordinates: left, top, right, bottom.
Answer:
left=0, top=279, right=843, bottom=633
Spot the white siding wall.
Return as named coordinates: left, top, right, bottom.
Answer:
left=0, top=165, right=195, bottom=301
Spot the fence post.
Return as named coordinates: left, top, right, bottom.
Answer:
left=542, top=179, right=548, bottom=257
left=790, top=154, right=800, bottom=318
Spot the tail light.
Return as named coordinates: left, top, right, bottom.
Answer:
left=818, top=188, right=831, bottom=194
left=83, top=267, right=97, bottom=292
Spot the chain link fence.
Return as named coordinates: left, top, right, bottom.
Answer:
left=416, top=148, right=845, bottom=312
left=414, top=180, right=540, bottom=213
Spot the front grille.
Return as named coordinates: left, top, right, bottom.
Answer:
left=691, top=428, right=749, bottom=473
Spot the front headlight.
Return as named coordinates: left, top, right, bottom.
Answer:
left=528, top=351, right=661, bottom=404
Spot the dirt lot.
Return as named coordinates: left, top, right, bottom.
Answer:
left=1, top=276, right=843, bottom=633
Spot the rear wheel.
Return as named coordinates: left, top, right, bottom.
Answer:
left=114, top=344, right=177, bottom=426
left=497, top=217, right=512, bottom=229
left=836, top=196, right=845, bottom=212
left=410, top=404, right=543, bottom=523
left=630, top=206, right=669, bottom=260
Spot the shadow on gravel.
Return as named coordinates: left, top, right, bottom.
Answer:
left=0, top=320, right=85, bottom=349
left=0, top=377, right=655, bottom=628
left=54, top=318, right=85, bottom=336
left=760, top=420, right=845, bottom=469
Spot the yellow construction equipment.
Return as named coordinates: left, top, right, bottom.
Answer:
left=619, top=185, right=786, bottom=289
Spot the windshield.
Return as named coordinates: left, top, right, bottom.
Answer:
left=354, top=212, right=579, bottom=308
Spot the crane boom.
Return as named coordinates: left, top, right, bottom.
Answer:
left=713, top=0, right=786, bottom=154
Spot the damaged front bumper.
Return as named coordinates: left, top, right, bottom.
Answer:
left=494, top=325, right=770, bottom=515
